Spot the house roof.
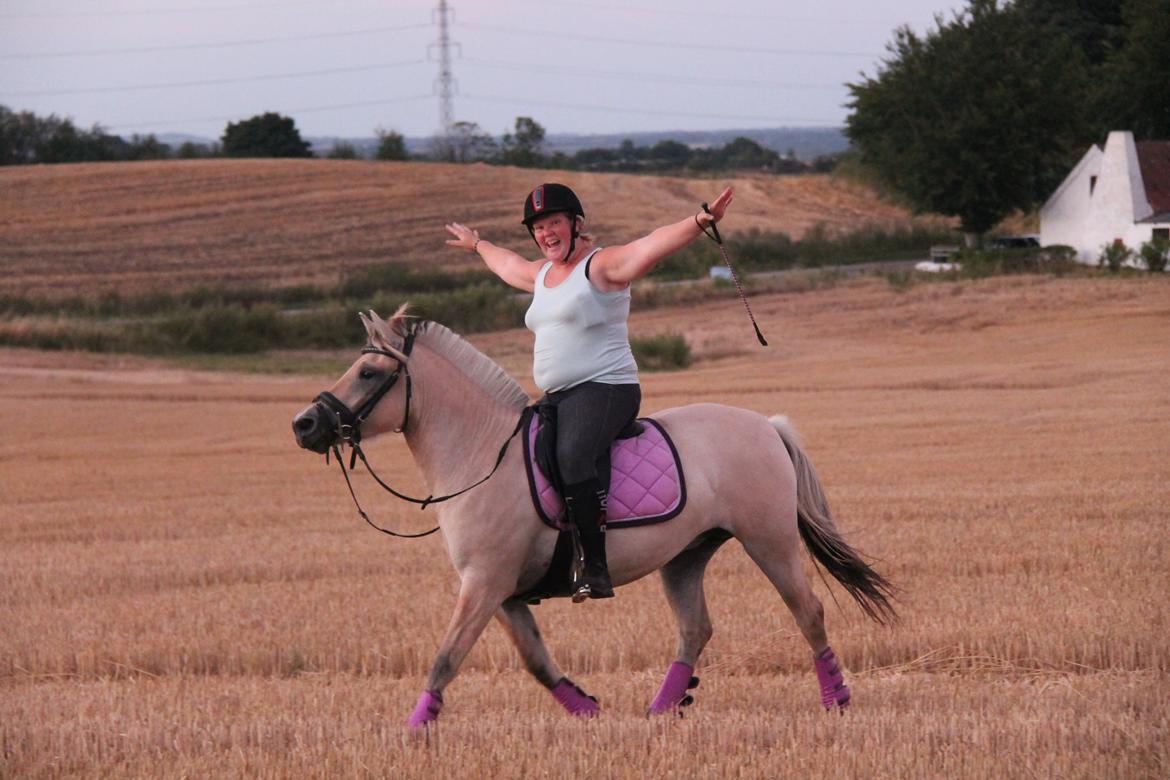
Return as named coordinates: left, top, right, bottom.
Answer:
left=1136, top=141, right=1170, bottom=221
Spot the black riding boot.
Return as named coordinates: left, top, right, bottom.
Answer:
left=563, top=479, right=614, bottom=602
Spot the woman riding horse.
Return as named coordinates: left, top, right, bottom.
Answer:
left=445, top=183, right=734, bottom=602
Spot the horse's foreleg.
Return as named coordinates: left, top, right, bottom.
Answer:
left=496, top=600, right=600, bottom=717
left=408, top=575, right=510, bottom=728
left=648, top=534, right=726, bottom=715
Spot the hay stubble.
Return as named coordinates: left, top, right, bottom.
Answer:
left=2, top=277, right=1167, bottom=778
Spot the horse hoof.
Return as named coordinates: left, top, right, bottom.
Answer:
left=406, top=690, right=443, bottom=729
left=825, top=686, right=851, bottom=712
left=552, top=677, right=601, bottom=717
left=647, top=662, right=697, bottom=715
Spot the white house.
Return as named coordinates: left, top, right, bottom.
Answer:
left=1040, top=130, right=1170, bottom=265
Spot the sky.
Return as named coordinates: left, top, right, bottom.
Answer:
left=0, top=0, right=966, bottom=141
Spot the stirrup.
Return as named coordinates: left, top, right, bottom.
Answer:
left=571, top=578, right=614, bottom=603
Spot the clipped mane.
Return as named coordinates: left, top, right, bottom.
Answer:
left=385, top=308, right=530, bottom=412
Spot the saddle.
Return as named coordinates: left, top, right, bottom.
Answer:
left=523, top=406, right=686, bottom=531
left=515, top=405, right=687, bottom=603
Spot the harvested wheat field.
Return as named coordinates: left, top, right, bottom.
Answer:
left=0, top=159, right=938, bottom=297
left=2, top=275, right=1168, bottom=778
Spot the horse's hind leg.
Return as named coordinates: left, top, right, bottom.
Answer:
left=648, top=531, right=730, bottom=715
left=738, top=525, right=851, bottom=710
left=496, top=600, right=599, bottom=717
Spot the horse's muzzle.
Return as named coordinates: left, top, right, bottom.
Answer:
left=292, top=403, right=337, bottom=454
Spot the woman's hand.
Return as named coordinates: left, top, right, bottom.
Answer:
left=696, top=187, right=734, bottom=228
left=444, top=222, right=480, bottom=252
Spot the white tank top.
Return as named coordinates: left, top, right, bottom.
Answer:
left=524, top=249, right=640, bottom=392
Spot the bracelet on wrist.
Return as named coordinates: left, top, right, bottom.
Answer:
left=472, top=237, right=481, bottom=252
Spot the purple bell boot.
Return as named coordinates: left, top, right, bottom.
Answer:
left=814, top=647, right=851, bottom=710
left=407, top=689, right=443, bottom=728
left=551, top=677, right=601, bottom=717
left=647, top=661, right=700, bottom=715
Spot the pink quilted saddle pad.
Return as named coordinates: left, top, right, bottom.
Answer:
left=522, top=409, right=686, bottom=531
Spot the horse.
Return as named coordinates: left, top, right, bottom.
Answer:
left=291, top=306, right=895, bottom=727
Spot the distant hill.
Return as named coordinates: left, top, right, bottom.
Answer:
left=153, top=127, right=849, bottom=161
left=538, top=127, right=849, bottom=160
left=332, top=126, right=848, bottom=160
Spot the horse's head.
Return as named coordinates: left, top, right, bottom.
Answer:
left=292, top=308, right=414, bottom=453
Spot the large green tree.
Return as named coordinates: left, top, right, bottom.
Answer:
left=430, top=121, right=496, bottom=162
left=1017, top=0, right=1125, bottom=66
left=374, top=128, right=408, bottom=160
left=1093, top=0, right=1170, bottom=138
left=846, top=0, right=1091, bottom=243
left=221, top=112, right=312, bottom=158
left=500, top=116, right=546, bottom=167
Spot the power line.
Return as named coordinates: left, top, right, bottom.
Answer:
left=464, top=57, right=843, bottom=92
left=462, top=93, right=840, bottom=126
left=0, top=1, right=334, bottom=19
left=105, top=94, right=433, bottom=131
left=0, top=22, right=432, bottom=60
left=455, top=21, right=881, bottom=58
left=0, top=59, right=429, bottom=98
left=509, top=0, right=902, bottom=28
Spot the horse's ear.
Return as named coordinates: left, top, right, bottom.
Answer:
left=358, top=310, right=378, bottom=344
left=387, top=303, right=413, bottom=335
left=359, top=309, right=395, bottom=350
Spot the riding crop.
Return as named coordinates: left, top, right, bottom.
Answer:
left=698, top=202, right=768, bottom=347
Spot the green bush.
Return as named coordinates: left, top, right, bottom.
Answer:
left=1099, top=239, right=1133, bottom=273
left=339, top=264, right=495, bottom=298
left=281, top=305, right=364, bottom=349
left=884, top=270, right=917, bottom=290
left=631, top=332, right=691, bottom=371
left=956, top=245, right=1079, bottom=278
left=1139, top=237, right=1169, bottom=273
left=0, top=318, right=128, bottom=352
left=393, top=285, right=527, bottom=335
left=649, top=222, right=956, bottom=281
left=158, top=305, right=282, bottom=353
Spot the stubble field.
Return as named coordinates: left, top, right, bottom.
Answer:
left=1, top=275, right=1168, bottom=778
left=0, top=159, right=939, bottom=297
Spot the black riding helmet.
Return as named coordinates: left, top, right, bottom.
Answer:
left=522, top=183, right=585, bottom=256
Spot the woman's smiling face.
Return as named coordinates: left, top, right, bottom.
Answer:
left=531, top=212, right=576, bottom=263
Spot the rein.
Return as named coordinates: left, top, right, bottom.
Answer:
left=314, top=332, right=526, bottom=539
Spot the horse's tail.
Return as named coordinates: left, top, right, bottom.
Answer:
left=770, top=415, right=897, bottom=624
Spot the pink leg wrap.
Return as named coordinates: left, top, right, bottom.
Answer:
left=814, top=647, right=851, bottom=710
left=407, top=689, right=443, bottom=728
left=551, top=677, right=600, bottom=717
left=647, top=661, right=698, bottom=715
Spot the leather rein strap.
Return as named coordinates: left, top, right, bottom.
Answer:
left=316, top=332, right=525, bottom=539
left=698, top=202, right=768, bottom=347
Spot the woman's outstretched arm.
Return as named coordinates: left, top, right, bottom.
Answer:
left=445, top=222, right=540, bottom=293
left=590, top=187, right=733, bottom=291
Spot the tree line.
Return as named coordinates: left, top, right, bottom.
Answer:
left=0, top=106, right=838, bottom=175
left=430, top=116, right=840, bottom=174
left=0, top=108, right=405, bottom=164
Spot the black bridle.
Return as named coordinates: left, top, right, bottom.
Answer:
left=314, top=332, right=418, bottom=447
left=312, top=330, right=524, bottom=539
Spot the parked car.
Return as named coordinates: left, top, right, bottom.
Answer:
left=916, top=244, right=962, bottom=272
left=986, top=235, right=1040, bottom=249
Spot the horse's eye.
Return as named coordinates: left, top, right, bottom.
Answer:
left=359, top=368, right=377, bottom=381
